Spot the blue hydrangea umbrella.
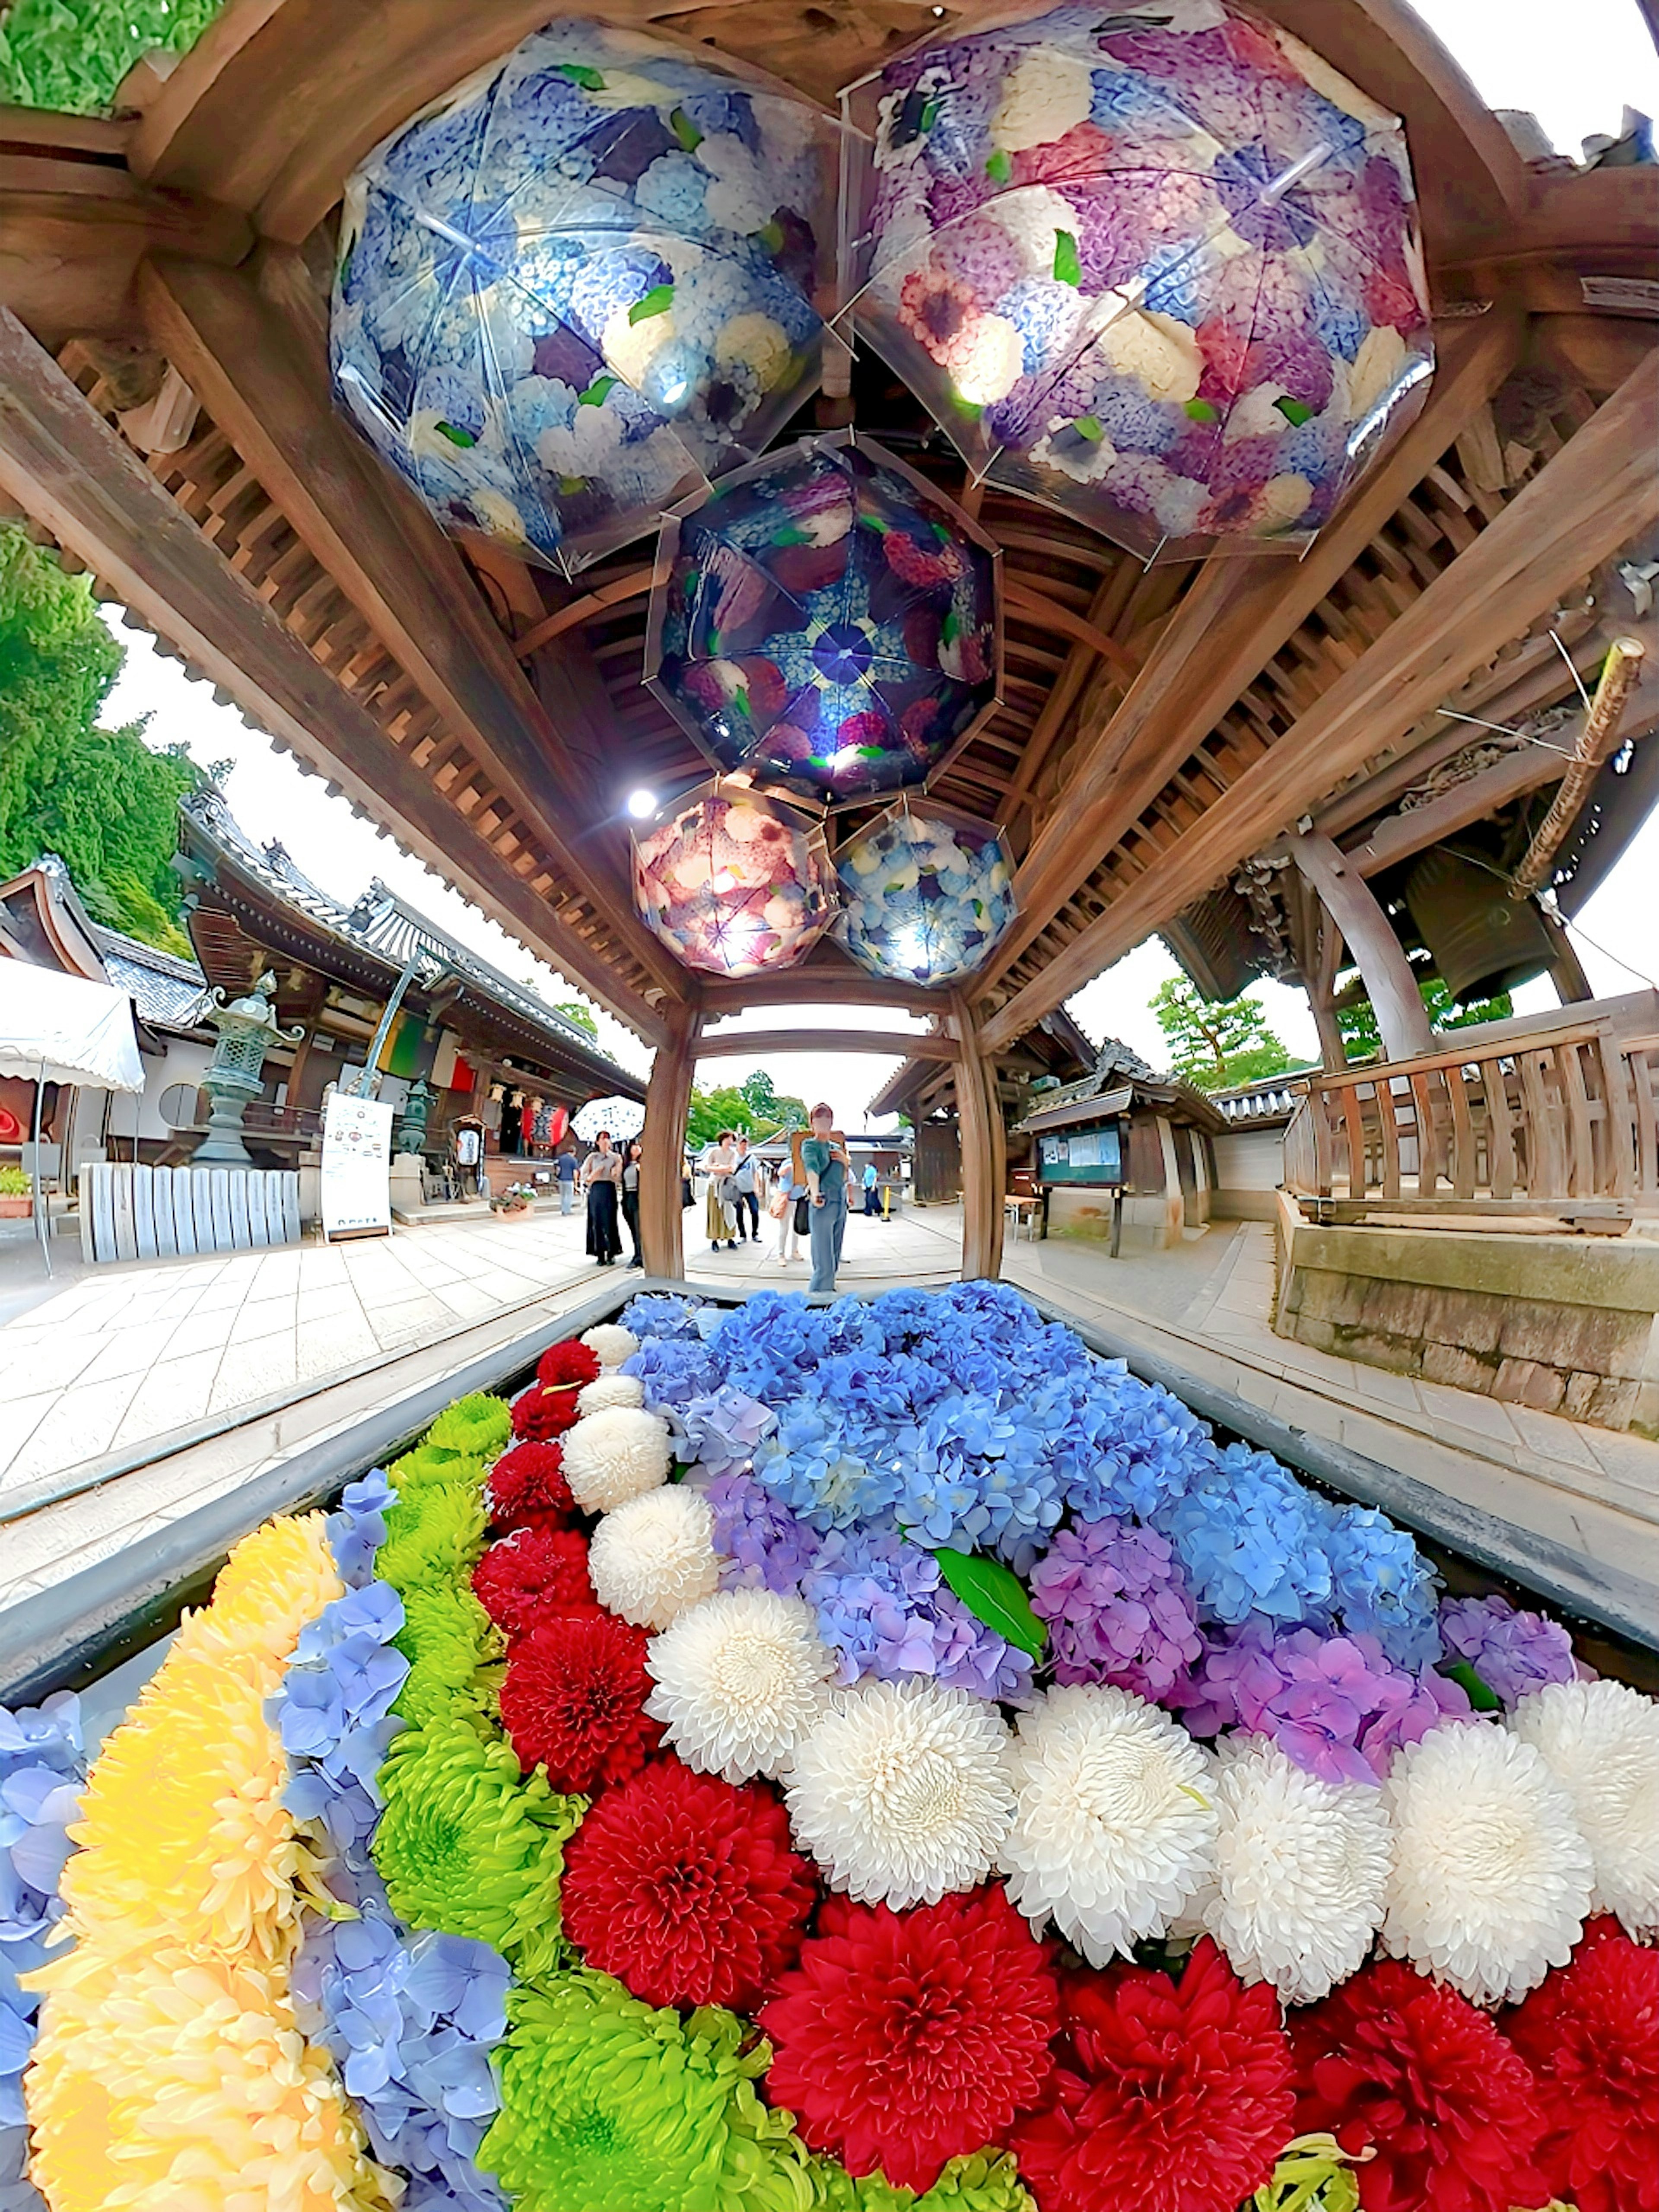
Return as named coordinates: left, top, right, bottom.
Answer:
left=644, top=432, right=1002, bottom=811
left=843, top=0, right=1433, bottom=559
left=834, top=805, right=1016, bottom=986
left=331, top=19, right=842, bottom=577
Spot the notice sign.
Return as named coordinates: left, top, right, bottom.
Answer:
left=321, top=1093, right=395, bottom=1241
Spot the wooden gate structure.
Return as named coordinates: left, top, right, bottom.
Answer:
left=1, top=0, right=1656, bottom=1283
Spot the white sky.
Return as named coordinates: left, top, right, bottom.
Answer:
left=95, top=1, right=1659, bottom=1124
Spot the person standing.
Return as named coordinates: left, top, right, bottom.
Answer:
left=801, top=1102, right=850, bottom=1296
left=862, top=1158, right=881, bottom=1217
left=703, top=1130, right=738, bottom=1251
left=620, top=1138, right=644, bottom=1270
left=555, top=1143, right=578, bottom=1215
left=729, top=1133, right=760, bottom=1243
left=582, top=1129, right=624, bottom=1266
left=774, top=1152, right=807, bottom=1266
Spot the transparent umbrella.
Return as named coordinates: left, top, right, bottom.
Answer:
left=842, top=0, right=1433, bottom=560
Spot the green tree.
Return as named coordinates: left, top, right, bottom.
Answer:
left=739, top=1068, right=807, bottom=1132
left=685, top=1070, right=808, bottom=1148
left=0, top=528, right=201, bottom=958
left=1336, top=973, right=1515, bottom=1061
left=0, top=0, right=225, bottom=114
left=555, top=1001, right=598, bottom=1040
left=1151, top=974, right=1296, bottom=1092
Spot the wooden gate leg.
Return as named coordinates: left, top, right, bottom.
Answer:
left=954, top=997, right=1005, bottom=1282
left=639, top=1004, right=700, bottom=1280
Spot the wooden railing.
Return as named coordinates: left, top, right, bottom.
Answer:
left=1283, top=1015, right=1659, bottom=1221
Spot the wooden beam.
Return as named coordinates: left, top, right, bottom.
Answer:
left=0, top=304, right=667, bottom=1044
left=981, top=311, right=1525, bottom=992
left=138, top=252, right=686, bottom=1007
left=1287, top=833, right=1433, bottom=1060
left=954, top=995, right=1004, bottom=1281
left=979, top=348, right=1659, bottom=1052
left=514, top=563, right=661, bottom=659
left=1002, top=578, right=1139, bottom=683
left=639, top=1001, right=700, bottom=1279
left=698, top=960, right=957, bottom=1018
left=1340, top=746, right=1569, bottom=876
left=696, top=1028, right=955, bottom=1062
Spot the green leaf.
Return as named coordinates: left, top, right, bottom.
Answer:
left=670, top=105, right=703, bottom=151
left=1052, top=229, right=1082, bottom=287
left=1443, top=1659, right=1501, bottom=1711
left=931, top=1549, right=1047, bottom=1659
left=919, top=97, right=941, bottom=133
left=578, top=375, right=617, bottom=408
left=434, top=420, right=476, bottom=448
left=557, top=63, right=606, bottom=89
left=1073, top=413, right=1104, bottom=443
left=1274, top=394, right=1316, bottom=426
left=985, top=148, right=1013, bottom=184
left=1183, top=397, right=1219, bottom=423
left=629, top=284, right=675, bottom=325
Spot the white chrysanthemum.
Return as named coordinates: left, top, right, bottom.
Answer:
left=785, top=1678, right=1014, bottom=1909
left=589, top=1485, right=720, bottom=1632
left=577, top=1372, right=645, bottom=1416
left=581, top=1323, right=639, bottom=1370
left=998, top=1684, right=1217, bottom=1966
left=1512, top=1678, right=1659, bottom=1938
left=1201, top=1736, right=1394, bottom=2005
left=646, top=1590, right=834, bottom=1784
left=1382, top=1719, right=1593, bottom=2005
left=562, top=1405, right=672, bottom=1512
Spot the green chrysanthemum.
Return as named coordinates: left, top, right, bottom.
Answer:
left=389, top=1443, right=489, bottom=1497
left=426, top=1392, right=512, bottom=1461
left=373, top=1715, right=584, bottom=1977
left=808, top=2152, right=1035, bottom=2212
left=393, top=1581, right=500, bottom=1728
left=1250, top=2135, right=1363, bottom=2212
left=479, top=1972, right=815, bottom=2212
left=378, top=1479, right=487, bottom=1595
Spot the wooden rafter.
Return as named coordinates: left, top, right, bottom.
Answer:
left=979, top=350, right=1659, bottom=1052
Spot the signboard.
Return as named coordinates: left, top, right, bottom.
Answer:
left=1036, top=1122, right=1124, bottom=1187
left=321, top=1092, right=395, bottom=1240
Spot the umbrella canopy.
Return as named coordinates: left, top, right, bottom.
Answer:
left=833, top=805, right=1017, bottom=986
left=644, top=432, right=1002, bottom=810
left=631, top=783, right=837, bottom=978
left=331, top=18, right=843, bottom=577
left=573, top=1096, right=645, bottom=1142
left=0, top=964, right=144, bottom=1091
left=845, top=0, right=1433, bottom=559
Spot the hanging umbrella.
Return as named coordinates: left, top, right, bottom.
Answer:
left=843, top=0, right=1433, bottom=559
left=631, top=782, right=837, bottom=977
left=833, top=804, right=1017, bottom=986
left=573, top=1095, right=645, bottom=1142
left=644, top=432, right=1002, bottom=810
left=331, top=19, right=844, bottom=577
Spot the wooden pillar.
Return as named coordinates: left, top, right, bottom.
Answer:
left=1287, top=832, right=1433, bottom=1062
left=953, top=998, right=1005, bottom=1281
left=639, top=1002, right=700, bottom=1280
left=1540, top=905, right=1595, bottom=1003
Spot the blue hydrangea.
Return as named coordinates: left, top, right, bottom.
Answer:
left=618, top=1293, right=706, bottom=1343
left=1152, top=1443, right=1338, bottom=1625
left=0, top=1686, right=84, bottom=2197
left=703, top=1472, right=821, bottom=1592
left=327, top=1467, right=395, bottom=1589
left=675, top=1390, right=775, bottom=1480
left=620, top=1334, right=719, bottom=1416
left=1320, top=1501, right=1443, bottom=1670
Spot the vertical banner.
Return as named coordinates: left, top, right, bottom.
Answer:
left=321, top=1092, right=395, bottom=1241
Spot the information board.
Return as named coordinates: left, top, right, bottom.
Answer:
left=1036, top=1122, right=1124, bottom=1186
left=321, top=1093, right=395, bottom=1241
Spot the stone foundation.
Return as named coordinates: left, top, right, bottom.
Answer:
left=1274, top=1198, right=1659, bottom=1434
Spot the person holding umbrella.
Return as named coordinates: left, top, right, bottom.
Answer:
left=581, top=1128, right=624, bottom=1266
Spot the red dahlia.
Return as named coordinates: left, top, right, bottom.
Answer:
left=472, top=1527, right=594, bottom=1640
left=1503, top=1917, right=1659, bottom=2212
left=760, top=1885, right=1057, bottom=2193
left=499, top=1609, right=662, bottom=1795
left=509, top=1383, right=583, bottom=1443
left=485, top=1442, right=576, bottom=1530
left=561, top=1756, right=815, bottom=2011
left=1291, top=1958, right=1545, bottom=2212
left=537, top=1339, right=602, bottom=1389
left=1011, top=1938, right=1293, bottom=2212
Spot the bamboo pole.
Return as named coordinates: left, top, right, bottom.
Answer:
left=1509, top=636, right=1646, bottom=899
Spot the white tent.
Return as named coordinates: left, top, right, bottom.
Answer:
left=0, top=963, right=145, bottom=1270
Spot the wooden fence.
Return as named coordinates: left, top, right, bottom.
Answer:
left=78, top=1163, right=301, bottom=1264
left=1283, top=1018, right=1659, bottom=1220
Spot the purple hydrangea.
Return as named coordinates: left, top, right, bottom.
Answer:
left=0, top=1686, right=83, bottom=2175
left=620, top=1334, right=719, bottom=1416
left=1439, top=1593, right=1579, bottom=1709
left=802, top=1528, right=1033, bottom=1703
left=1174, top=1618, right=1471, bottom=1788
left=1028, top=1517, right=1202, bottom=1703
left=676, top=1389, right=776, bottom=1481
left=703, top=1471, right=821, bottom=1592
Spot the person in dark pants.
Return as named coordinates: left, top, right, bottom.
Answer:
left=863, top=1160, right=881, bottom=1217
left=730, top=1133, right=761, bottom=1242
left=620, top=1138, right=644, bottom=1270
left=581, top=1129, right=624, bottom=1266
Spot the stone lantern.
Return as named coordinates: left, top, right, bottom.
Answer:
left=394, top=1075, right=433, bottom=1158
left=196, top=970, right=304, bottom=1165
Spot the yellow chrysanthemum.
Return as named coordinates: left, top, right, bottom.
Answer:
left=26, top=1942, right=395, bottom=2212
left=178, top=1512, right=342, bottom=1661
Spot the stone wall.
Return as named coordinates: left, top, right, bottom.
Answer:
left=1273, top=1198, right=1659, bottom=1434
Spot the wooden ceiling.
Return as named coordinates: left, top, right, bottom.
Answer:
left=1, top=0, right=1656, bottom=1058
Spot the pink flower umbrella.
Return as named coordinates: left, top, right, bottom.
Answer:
left=630, top=782, right=838, bottom=977
left=843, top=0, right=1433, bottom=559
